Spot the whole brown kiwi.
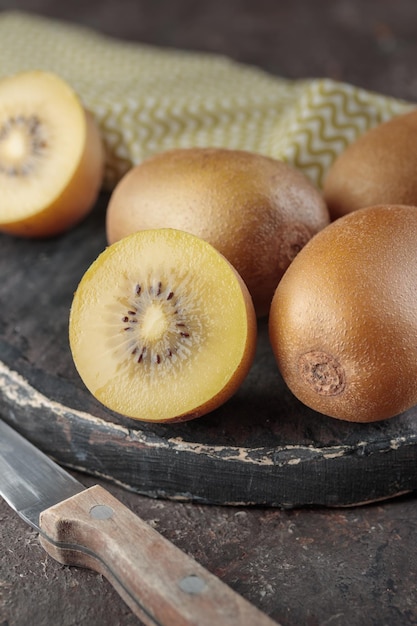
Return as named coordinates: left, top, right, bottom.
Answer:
left=269, top=204, right=417, bottom=423
left=106, top=147, right=330, bottom=317
left=323, top=109, right=417, bottom=220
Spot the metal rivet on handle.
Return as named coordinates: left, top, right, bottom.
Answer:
left=90, top=504, right=114, bottom=520
left=179, top=574, right=207, bottom=594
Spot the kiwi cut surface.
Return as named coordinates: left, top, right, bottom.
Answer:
left=0, top=70, right=104, bottom=237
left=69, top=228, right=257, bottom=422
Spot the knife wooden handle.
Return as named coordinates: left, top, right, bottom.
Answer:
left=39, top=485, right=279, bottom=626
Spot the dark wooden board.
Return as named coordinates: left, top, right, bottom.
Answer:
left=1, top=192, right=417, bottom=508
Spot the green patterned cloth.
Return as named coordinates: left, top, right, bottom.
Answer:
left=0, top=11, right=413, bottom=190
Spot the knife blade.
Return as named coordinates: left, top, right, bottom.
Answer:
left=0, top=419, right=278, bottom=626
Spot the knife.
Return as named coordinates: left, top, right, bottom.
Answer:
left=0, top=418, right=279, bottom=626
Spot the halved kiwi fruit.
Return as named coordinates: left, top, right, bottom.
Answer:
left=0, top=70, right=104, bottom=237
left=69, top=228, right=257, bottom=422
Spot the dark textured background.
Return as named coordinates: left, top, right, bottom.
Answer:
left=1, top=0, right=417, bottom=102
left=1, top=1, right=417, bottom=625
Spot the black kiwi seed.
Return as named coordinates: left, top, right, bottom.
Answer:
left=137, top=347, right=146, bottom=363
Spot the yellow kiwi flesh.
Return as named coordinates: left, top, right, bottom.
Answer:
left=269, top=204, right=417, bottom=423
left=105, top=148, right=330, bottom=317
left=69, top=228, right=257, bottom=422
left=0, top=70, right=104, bottom=237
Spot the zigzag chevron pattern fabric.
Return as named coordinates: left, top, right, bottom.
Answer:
left=0, top=11, right=412, bottom=189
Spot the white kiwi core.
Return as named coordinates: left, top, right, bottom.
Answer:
left=140, top=303, right=170, bottom=341
left=69, top=229, right=254, bottom=422
left=1, top=126, right=29, bottom=162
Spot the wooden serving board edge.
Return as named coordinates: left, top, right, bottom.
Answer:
left=1, top=359, right=416, bottom=508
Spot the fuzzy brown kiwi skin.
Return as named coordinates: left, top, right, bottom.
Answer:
left=269, top=204, right=417, bottom=423
left=323, top=109, right=417, bottom=220
left=105, top=147, right=330, bottom=317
